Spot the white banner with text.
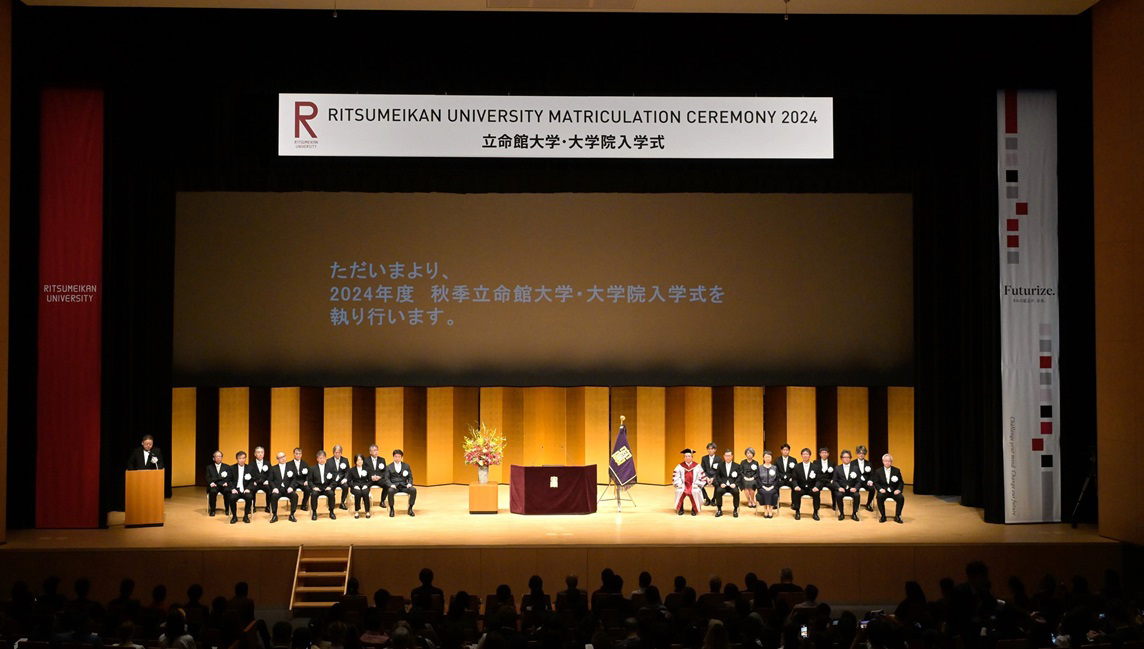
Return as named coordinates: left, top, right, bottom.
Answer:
left=998, top=89, right=1060, bottom=524
left=278, top=94, right=833, bottom=159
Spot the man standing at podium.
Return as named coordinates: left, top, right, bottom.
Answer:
left=127, top=435, right=164, bottom=470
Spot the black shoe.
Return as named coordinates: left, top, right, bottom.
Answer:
left=264, top=506, right=271, bottom=514
left=879, top=516, right=887, bottom=523
left=209, top=510, right=216, bottom=517
left=300, top=505, right=308, bottom=511
left=715, top=510, right=723, bottom=518
left=366, top=512, right=371, bottom=519
left=703, top=498, right=713, bottom=506
left=339, top=504, right=348, bottom=510
left=794, top=512, right=801, bottom=520
left=851, top=514, right=859, bottom=521
left=380, top=501, right=387, bottom=509
left=389, top=508, right=395, bottom=517
left=408, top=509, right=415, bottom=517
left=677, top=507, right=684, bottom=516
left=354, top=512, right=360, bottom=519
left=733, top=508, right=739, bottom=518
left=311, top=512, right=318, bottom=521
left=838, top=513, right=845, bottom=521
left=270, top=515, right=278, bottom=523
left=864, top=504, right=874, bottom=512
left=812, top=512, right=820, bottom=521
left=243, top=515, right=250, bottom=524
left=289, top=514, right=297, bottom=522
left=230, top=516, right=237, bottom=524
left=330, top=512, right=336, bottom=520
left=894, top=516, right=903, bottom=524
left=691, top=508, right=697, bottom=516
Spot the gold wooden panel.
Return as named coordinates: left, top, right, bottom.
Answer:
left=836, top=387, right=869, bottom=457
left=426, top=387, right=479, bottom=485
left=1094, top=0, right=1144, bottom=544
left=887, top=387, right=915, bottom=482
left=637, top=387, right=666, bottom=485
left=566, top=388, right=587, bottom=467
left=375, top=387, right=405, bottom=456
left=581, top=387, right=610, bottom=483
left=399, top=388, right=427, bottom=485
left=786, top=387, right=817, bottom=456
left=323, top=387, right=353, bottom=457
left=524, top=387, right=567, bottom=466
left=217, top=387, right=250, bottom=462
left=269, top=387, right=300, bottom=459
left=667, top=387, right=713, bottom=482
left=734, top=386, right=765, bottom=457
left=763, top=387, right=788, bottom=453
left=481, top=387, right=524, bottom=484
left=171, top=387, right=197, bottom=486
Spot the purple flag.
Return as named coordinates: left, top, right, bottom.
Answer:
left=609, top=424, right=637, bottom=486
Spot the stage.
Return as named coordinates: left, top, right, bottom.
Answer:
left=0, top=485, right=1122, bottom=611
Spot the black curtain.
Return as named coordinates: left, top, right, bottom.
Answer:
left=7, top=6, right=1095, bottom=527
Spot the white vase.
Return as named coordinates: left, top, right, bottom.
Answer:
left=478, top=465, right=490, bottom=484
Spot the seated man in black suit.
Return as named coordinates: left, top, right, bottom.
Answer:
left=831, top=450, right=861, bottom=521
left=365, top=444, right=388, bottom=509
left=205, top=450, right=230, bottom=517
left=126, top=435, right=164, bottom=471
left=873, top=453, right=906, bottom=523
left=791, top=448, right=822, bottom=521
left=330, top=444, right=351, bottom=511
left=227, top=450, right=256, bottom=524
left=712, top=449, right=743, bottom=518
left=268, top=450, right=299, bottom=523
left=250, top=446, right=273, bottom=514
left=853, top=445, right=877, bottom=512
left=384, top=449, right=417, bottom=517
left=308, top=450, right=338, bottom=520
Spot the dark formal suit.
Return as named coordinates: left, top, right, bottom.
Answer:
left=226, top=462, right=256, bottom=521
left=365, top=454, right=389, bottom=508
left=776, top=454, right=799, bottom=509
left=127, top=446, right=164, bottom=471
left=872, top=465, right=905, bottom=520
left=831, top=462, right=862, bottom=516
left=700, top=453, right=719, bottom=504
left=814, top=458, right=835, bottom=509
left=290, top=457, right=311, bottom=510
left=756, top=463, right=781, bottom=506
left=268, top=462, right=299, bottom=519
left=384, top=460, right=417, bottom=512
left=249, top=457, right=272, bottom=512
left=330, top=455, right=351, bottom=508
left=348, top=465, right=373, bottom=513
left=205, top=461, right=231, bottom=515
left=308, top=461, right=337, bottom=514
left=854, top=457, right=877, bottom=508
left=739, top=459, right=759, bottom=490
left=791, top=461, right=821, bottom=518
left=712, top=460, right=743, bottom=514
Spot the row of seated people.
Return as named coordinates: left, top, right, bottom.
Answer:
left=203, top=447, right=416, bottom=523
left=674, top=445, right=906, bottom=522
left=2, top=563, right=1139, bottom=649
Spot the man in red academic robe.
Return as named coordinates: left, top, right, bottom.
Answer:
left=673, top=449, right=705, bottom=516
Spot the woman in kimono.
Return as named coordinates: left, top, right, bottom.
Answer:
left=673, top=448, right=705, bottom=516
left=349, top=453, right=373, bottom=518
left=739, top=447, right=760, bottom=509
left=756, top=450, right=781, bottom=518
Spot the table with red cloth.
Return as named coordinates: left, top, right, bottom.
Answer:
left=509, top=464, right=598, bottom=515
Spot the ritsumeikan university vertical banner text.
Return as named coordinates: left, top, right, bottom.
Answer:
left=998, top=90, right=1060, bottom=523
left=279, top=94, right=833, bottom=159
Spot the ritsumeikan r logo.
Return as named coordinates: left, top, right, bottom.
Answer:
left=294, top=101, right=318, bottom=149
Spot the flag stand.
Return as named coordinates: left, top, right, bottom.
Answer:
left=598, top=415, right=637, bottom=512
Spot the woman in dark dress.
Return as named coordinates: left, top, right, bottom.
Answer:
left=349, top=454, right=372, bottom=518
left=739, top=448, right=760, bottom=509
left=756, top=450, right=780, bottom=517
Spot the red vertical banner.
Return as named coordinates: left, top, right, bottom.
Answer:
left=37, top=88, right=103, bottom=528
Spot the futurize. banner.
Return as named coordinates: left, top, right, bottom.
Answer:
left=278, top=94, right=833, bottom=159
left=998, top=90, right=1061, bottom=523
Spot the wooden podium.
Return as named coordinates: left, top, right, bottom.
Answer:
left=125, top=469, right=165, bottom=527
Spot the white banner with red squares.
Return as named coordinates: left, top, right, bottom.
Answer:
left=278, top=94, right=833, bottom=159
left=998, top=90, right=1060, bottom=523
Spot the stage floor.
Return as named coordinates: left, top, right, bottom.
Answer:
left=2, top=484, right=1113, bottom=550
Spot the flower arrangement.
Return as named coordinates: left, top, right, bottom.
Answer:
left=463, top=421, right=508, bottom=467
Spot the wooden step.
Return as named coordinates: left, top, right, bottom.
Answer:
left=293, top=601, right=339, bottom=608
left=296, top=586, right=346, bottom=593
left=298, top=571, right=347, bottom=578
left=299, top=557, right=349, bottom=563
